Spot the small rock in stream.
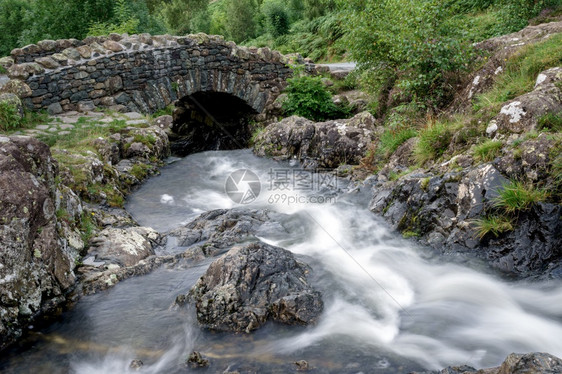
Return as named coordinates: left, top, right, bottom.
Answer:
left=186, top=351, right=209, bottom=368
left=129, top=359, right=144, bottom=370
left=294, top=360, right=310, bottom=371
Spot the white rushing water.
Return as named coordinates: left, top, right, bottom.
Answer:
left=2, top=149, right=561, bottom=374
left=126, top=150, right=562, bottom=370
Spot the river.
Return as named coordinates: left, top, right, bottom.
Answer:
left=1, top=149, right=561, bottom=373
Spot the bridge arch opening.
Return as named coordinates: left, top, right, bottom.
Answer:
left=170, top=91, right=258, bottom=156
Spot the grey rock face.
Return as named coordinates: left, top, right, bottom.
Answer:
left=188, top=242, right=323, bottom=333
left=489, top=67, right=562, bottom=135
left=253, top=112, right=379, bottom=169
left=0, top=136, right=77, bottom=350
left=369, top=162, right=562, bottom=278
left=86, top=226, right=161, bottom=268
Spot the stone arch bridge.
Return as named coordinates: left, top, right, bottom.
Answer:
left=0, top=33, right=302, bottom=153
left=1, top=33, right=292, bottom=116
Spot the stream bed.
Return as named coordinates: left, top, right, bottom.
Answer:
left=1, top=149, right=561, bottom=373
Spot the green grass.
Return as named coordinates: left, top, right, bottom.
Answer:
left=151, top=105, right=175, bottom=118
left=537, top=112, right=562, bottom=132
left=130, top=163, right=152, bottom=180
left=494, top=181, right=549, bottom=214
left=473, top=140, right=503, bottom=162
left=80, top=211, right=97, bottom=244
left=40, top=118, right=130, bottom=153
left=378, top=127, right=418, bottom=159
left=388, top=169, right=411, bottom=181
left=402, top=230, right=420, bottom=239
left=473, top=214, right=514, bottom=239
left=413, top=119, right=454, bottom=165
left=474, top=32, right=562, bottom=114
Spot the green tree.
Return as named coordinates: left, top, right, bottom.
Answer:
left=225, top=0, right=258, bottom=43
left=88, top=0, right=140, bottom=36
left=159, top=0, right=209, bottom=35
left=0, top=0, right=31, bottom=56
left=262, top=0, right=290, bottom=37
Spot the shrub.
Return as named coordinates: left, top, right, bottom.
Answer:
left=494, top=181, right=549, bottom=213
left=88, top=0, right=139, bottom=36
left=345, top=0, right=474, bottom=110
left=494, top=0, right=559, bottom=35
left=537, top=112, right=562, bottom=132
left=283, top=74, right=349, bottom=121
left=474, top=214, right=513, bottom=238
left=0, top=100, right=22, bottom=131
left=413, top=120, right=453, bottom=164
left=473, top=140, right=503, bottom=162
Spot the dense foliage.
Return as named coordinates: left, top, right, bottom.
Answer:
left=283, top=74, right=348, bottom=121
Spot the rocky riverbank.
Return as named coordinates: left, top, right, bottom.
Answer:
left=252, top=21, right=562, bottom=281
left=0, top=110, right=172, bottom=350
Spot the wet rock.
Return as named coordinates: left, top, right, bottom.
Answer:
left=484, top=202, right=562, bottom=276
left=294, top=360, right=310, bottom=371
left=86, top=226, right=162, bottom=267
left=369, top=161, right=562, bottom=278
left=189, top=242, right=323, bottom=333
left=253, top=111, right=379, bottom=169
left=186, top=351, right=209, bottom=369
left=413, top=352, right=562, bottom=374
left=129, top=359, right=144, bottom=370
left=168, top=209, right=294, bottom=256
left=0, top=136, right=77, bottom=350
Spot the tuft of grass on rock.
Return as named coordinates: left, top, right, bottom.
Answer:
left=473, top=140, right=503, bottom=162
left=413, top=119, right=453, bottom=165
left=474, top=215, right=513, bottom=239
left=494, top=181, right=549, bottom=214
left=537, top=112, right=562, bottom=132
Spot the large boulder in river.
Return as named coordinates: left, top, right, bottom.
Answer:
left=188, top=242, right=323, bottom=333
left=168, top=208, right=296, bottom=256
left=0, top=136, right=77, bottom=350
left=253, top=111, right=379, bottom=169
